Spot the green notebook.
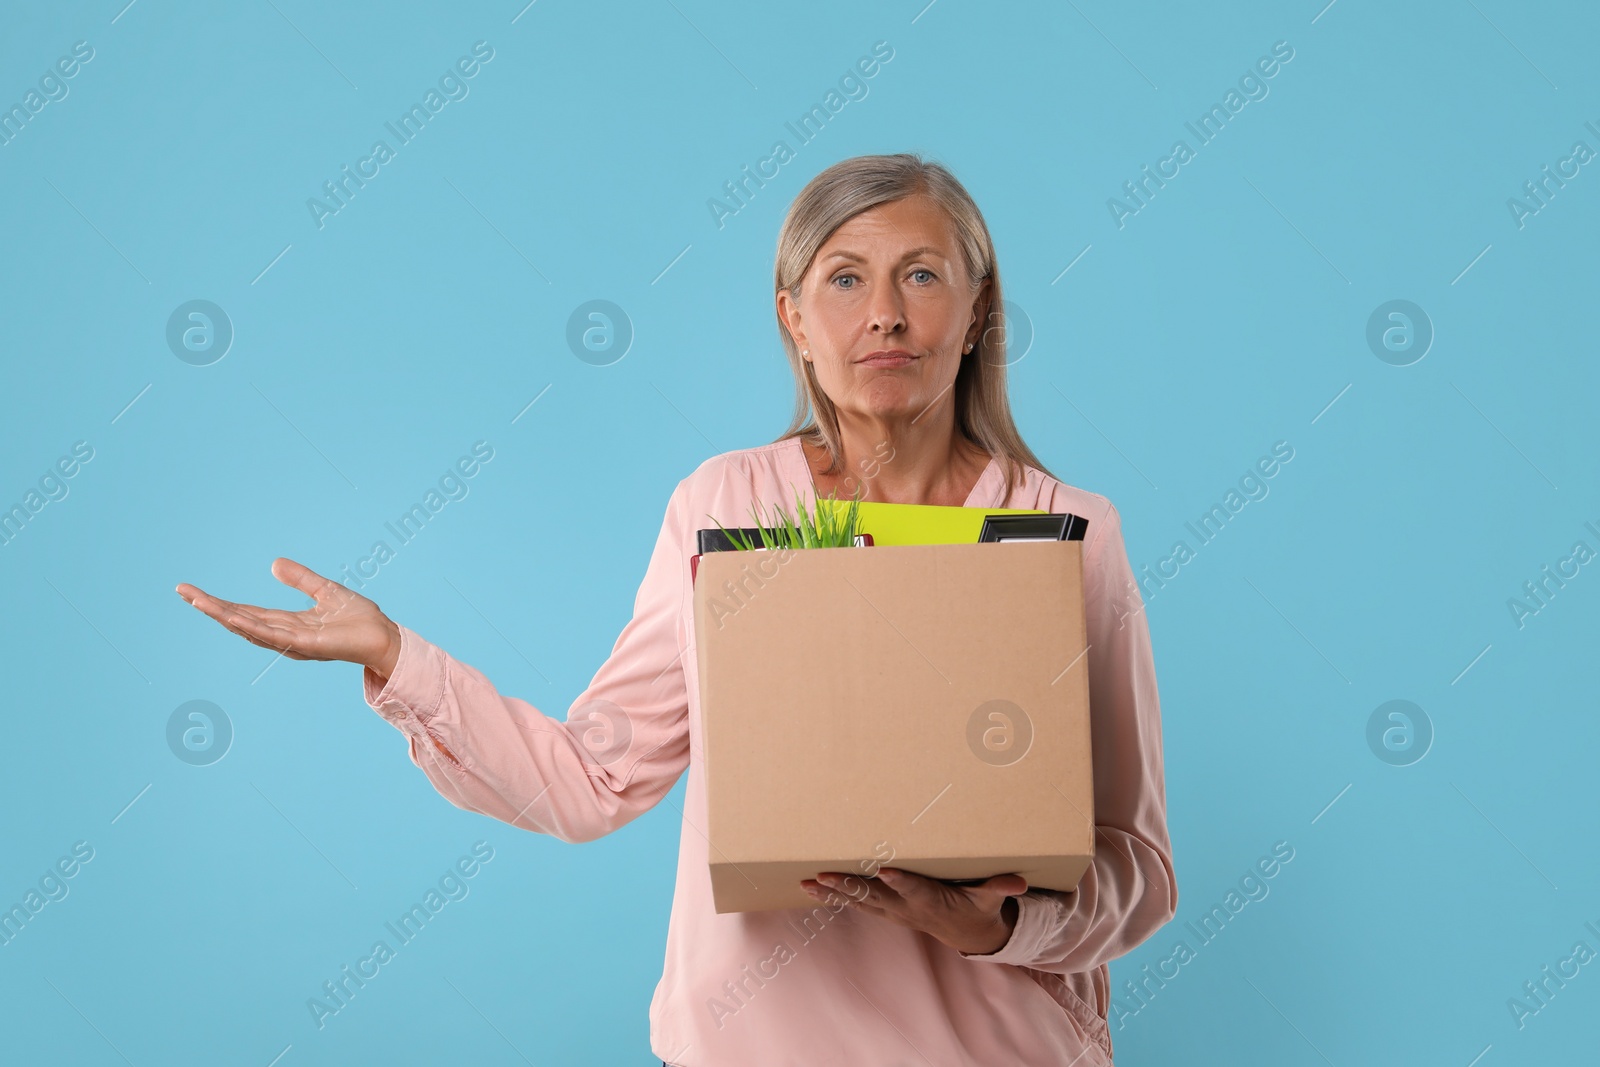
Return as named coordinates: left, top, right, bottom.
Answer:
left=814, top=497, right=1047, bottom=546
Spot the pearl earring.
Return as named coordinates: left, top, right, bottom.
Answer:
left=965, top=343, right=973, bottom=352
left=802, top=348, right=809, bottom=356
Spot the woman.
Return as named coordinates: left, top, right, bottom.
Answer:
left=177, top=154, right=1177, bottom=1065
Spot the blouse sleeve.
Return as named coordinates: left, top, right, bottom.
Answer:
left=359, top=476, right=694, bottom=843
left=960, top=497, right=1179, bottom=973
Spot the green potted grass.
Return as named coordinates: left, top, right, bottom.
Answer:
left=709, top=480, right=865, bottom=552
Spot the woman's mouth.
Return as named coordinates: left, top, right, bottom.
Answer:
left=858, top=350, right=917, bottom=367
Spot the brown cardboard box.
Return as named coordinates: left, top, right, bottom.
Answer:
left=693, top=540, right=1094, bottom=913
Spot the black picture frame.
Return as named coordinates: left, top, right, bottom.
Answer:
left=976, top=513, right=1089, bottom=543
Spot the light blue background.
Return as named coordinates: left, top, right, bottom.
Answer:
left=2, top=1, right=1596, bottom=1063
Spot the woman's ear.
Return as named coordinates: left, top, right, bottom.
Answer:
left=964, top=276, right=994, bottom=352
left=776, top=286, right=808, bottom=359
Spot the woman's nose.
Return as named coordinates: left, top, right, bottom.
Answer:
left=866, top=283, right=907, bottom=334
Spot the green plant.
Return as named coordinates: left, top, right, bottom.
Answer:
left=707, top=479, right=864, bottom=551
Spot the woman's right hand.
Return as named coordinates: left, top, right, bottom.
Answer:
left=176, top=557, right=403, bottom=680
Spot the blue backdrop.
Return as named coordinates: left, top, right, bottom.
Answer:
left=2, top=1, right=1596, bottom=1063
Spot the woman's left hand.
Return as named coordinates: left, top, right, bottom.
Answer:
left=801, top=868, right=1028, bottom=955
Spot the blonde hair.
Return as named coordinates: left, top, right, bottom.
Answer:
left=771, top=152, right=1058, bottom=501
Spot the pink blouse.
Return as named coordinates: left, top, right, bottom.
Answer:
left=362, top=435, right=1177, bottom=1065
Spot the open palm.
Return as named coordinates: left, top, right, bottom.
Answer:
left=176, top=557, right=401, bottom=678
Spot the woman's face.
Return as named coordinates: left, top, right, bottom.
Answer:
left=778, top=193, right=990, bottom=430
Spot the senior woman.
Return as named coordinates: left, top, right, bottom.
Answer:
left=177, top=153, right=1177, bottom=1066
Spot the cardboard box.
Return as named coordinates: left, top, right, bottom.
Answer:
left=693, top=538, right=1094, bottom=913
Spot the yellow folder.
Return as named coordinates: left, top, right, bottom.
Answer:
left=814, top=497, right=1047, bottom=546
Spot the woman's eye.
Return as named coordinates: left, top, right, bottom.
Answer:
left=911, top=269, right=934, bottom=284
left=834, top=274, right=856, bottom=289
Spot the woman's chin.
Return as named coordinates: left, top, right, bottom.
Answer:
left=851, top=381, right=931, bottom=414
